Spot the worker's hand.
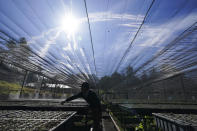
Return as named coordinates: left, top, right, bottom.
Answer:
left=60, top=100, right=66, bottom=105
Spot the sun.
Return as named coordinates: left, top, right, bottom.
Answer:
left=61, top=13, right=79, bottom=34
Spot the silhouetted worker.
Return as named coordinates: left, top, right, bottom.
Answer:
left=61, top=82, right=102, bottom=131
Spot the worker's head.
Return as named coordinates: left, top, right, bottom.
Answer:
left=80, top=82, right=89, bottom=93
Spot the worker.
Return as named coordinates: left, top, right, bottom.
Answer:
left=61, top=82, right=102, bottom=131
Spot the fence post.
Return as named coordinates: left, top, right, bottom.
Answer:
left=19, top=70, right=28, bottom=98
left=163, top=80, right=167, bottom=102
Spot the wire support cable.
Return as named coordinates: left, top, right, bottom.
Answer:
left=83, top=0, right=97, bottom=79
left=114, top=0, right=156, bottom=73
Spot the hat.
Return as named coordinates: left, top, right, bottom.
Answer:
left=80, top=82, right=89, bottom=89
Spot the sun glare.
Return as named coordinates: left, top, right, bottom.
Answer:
left=61, top=14, right=79, bottom=34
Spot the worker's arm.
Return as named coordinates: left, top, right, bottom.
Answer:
left=66, top=93, right=82, bottom=101
left=61, top=93, right=82, bottom=105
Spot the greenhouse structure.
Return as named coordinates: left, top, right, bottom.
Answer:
left=0, top=0, right=197, bottom=131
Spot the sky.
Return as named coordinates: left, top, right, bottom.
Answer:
left=0, top=0, right=197, bottom=84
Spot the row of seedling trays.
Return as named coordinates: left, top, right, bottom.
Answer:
left=109, top=104, right=157, bottom=131
left=0, top=110, right=75, bottom=131
left=153, top=113, right=197, bottom=131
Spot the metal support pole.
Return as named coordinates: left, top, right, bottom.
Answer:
left=168, top=122, right=173, bottom=131
left=127, top=92, right=129, bottom=99
left=180, top=75, right=187, bottom=102
left=176, top=125, right=180, bottom=131
left=54, top=82, right=58, bottom=98
left=38, top=76, right=44, bottom=96
left=162, top=120, right=165, bottom=131
left=49, top=82, right=53, bottom=91
left=63, top=84, right=65, bottom=94
left=158, top=119, right=162, bottom=129
left=165, top=121, right=169, bottom=131
left=163, top=80, right=167, bottom=102
left=19, top=70, right=28, bottom=98
left=96, top=83, right=100, bottom=98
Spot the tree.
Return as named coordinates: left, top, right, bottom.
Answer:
left=6, top=39, right=17, bottom=49
left=148, top=67, right=159, bottom=80
left=125, top=66, right=134, bottom=77
left=111, top=72, right=122, bottom=85
left=124, top=66, right=140, bottom=87
left=26, top=72, right=38, bottom=83
left=98, top=76, right=111, bottom=91
left=141, top=71, right=148, bottom=82
left=19, top=37, right=27, bottom=45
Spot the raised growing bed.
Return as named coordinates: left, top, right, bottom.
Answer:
left=0, top=110, right=76, bottom=131
left=108, top=104, right=157, bottom=131
left=153, top=113, right=197, bottom=131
